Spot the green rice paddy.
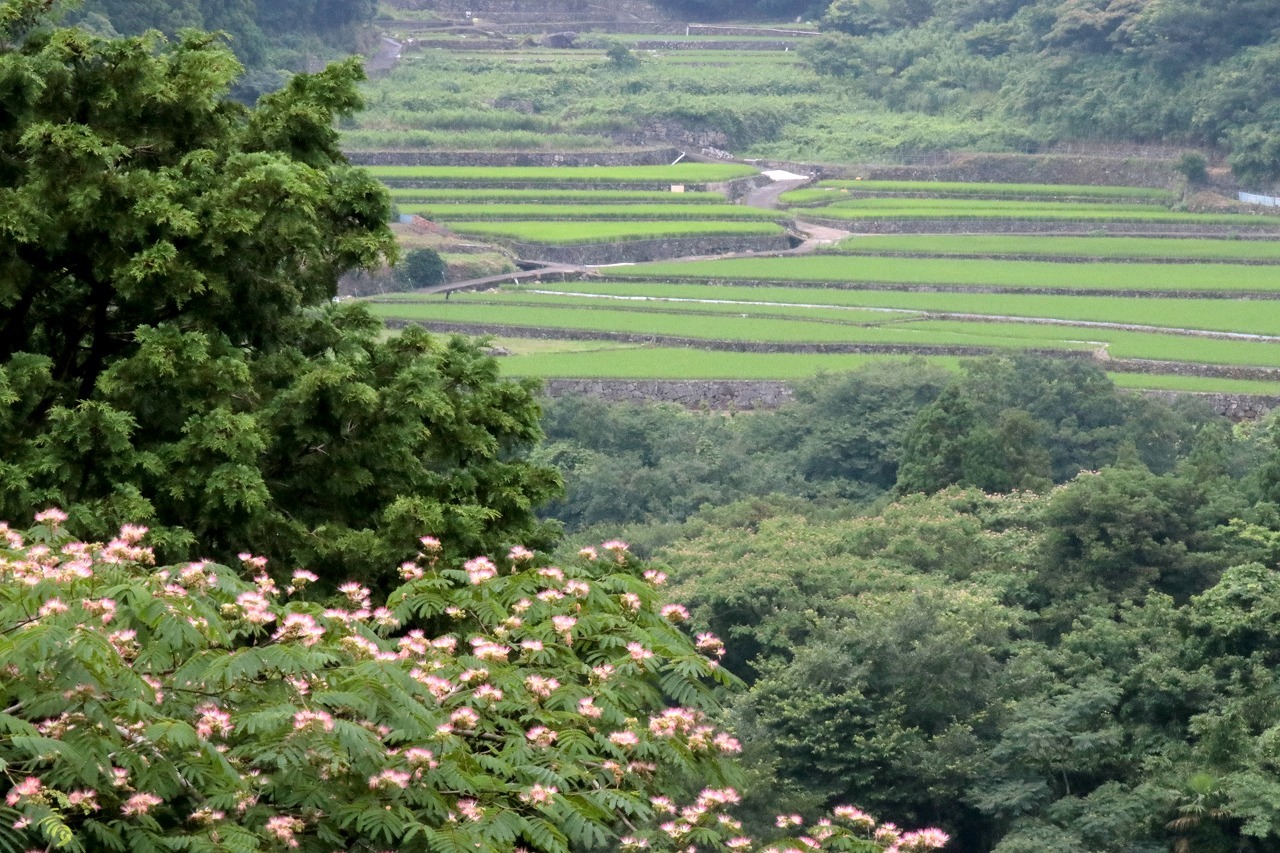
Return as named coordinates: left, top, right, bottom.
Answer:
left=365, top=164, right=759, bottom=184
left=615, top=256, right=1280, bottom=293
left=445, top=220, right=786, bottom=244
left=347, top=34, right=1280, bottom=391
left=803, top=180, right=1178, bottom=201
left=370, top=299, right=1280, bottom=368
left=398, top=202, right=784, bottom=221
left=796, top=202, right=1273, bottom=226
left=492, top=282, right=1280, bottom=336
left=388, top=188, right=728, bottom=203
left=829, top=235, right=1280, bottom=262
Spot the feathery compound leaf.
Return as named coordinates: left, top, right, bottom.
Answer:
left=0, top=522, right=942, bottom=853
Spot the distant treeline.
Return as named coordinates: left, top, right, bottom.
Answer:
left=538, top=357, right=1228, bottom=538
left=650, top=0, right=828, bottom=19
left=68, top=0, right=378, bottom=99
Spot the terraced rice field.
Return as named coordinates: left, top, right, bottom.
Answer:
left=783, top=180, right=1177, bottom=202
left=387, top=188, right=728, bottom=203
left=368, top=289, right=1280, bottom=367
left=830, top=235, right=1280, bottom=262
left=351, top=25, right=1280, bottom=393
left=397, top=202, right=785, bottom=221
left=611, top=256, right=1280, bottom=293
left=443, top=220, right=786, bottom=244
left=795, top=200, right=1274, bottom=227
left=366, top=164, right=759, bottom=185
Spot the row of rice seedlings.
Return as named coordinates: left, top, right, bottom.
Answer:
left=387, top=188, right=729, bottom=204
left=369, top=300, right=1095, bottom=350
left=795, top=204, right=1278, bottom=226
left=364, top=163, right=759, bottom=184
left=793, top=179, right=1178, bottom=201
left=486, top=340, right=1280, bottom=392
left=370, top=299, right=1280, bottom=366
left=823, top=198, right=1167, bottom=214
left=445, top=220, right=786, bottom=244
left=609, top=256, right=1280, bottom=292
left=827, top=235, right=1280, bottom=263
left=507, top=281, right=1280, bottom=336
left=398, top=202, right=785, bottom=221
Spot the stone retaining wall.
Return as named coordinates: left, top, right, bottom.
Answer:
left=537, top=379, right=1279, bottom=420
left=498, top=22, right=689, bottom=34
left=629, top=39, right=801, bottom=50
left=505, top=232, right=794, bottom=264
left=542, top=379, right=795, bottom=409
left=854, top=152, right=1178, bottom=189
left=347, top=149, right=682, bottom=167
left=1141, top=392, right=1280, bottom=421
left=420, top=0, right=664, bottom=24
left=387, top=321, right=1082, bottom=357
left=720, top=174, right=773, bottom=201
left=1105, top=359, right=1280, bottom=382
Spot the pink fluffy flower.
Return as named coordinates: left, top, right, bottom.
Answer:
left=195, top=704, right=233, bottom=739
left=34, top=508, right=68, bottom=526
left=38, top=598, right=69, bottom=617
left=273, top=613, right=325, bottom=646
left=899, top=828, right=951, bottom=851
left=122, top=792, right=163, bottom=816
left=265, top=815, right=305, bottom=848
left=525, top=675, right=560, bottom=699
left=5, top=776, right=42, bottom=806
left=520, top=784, right=558, bottom=806
left=609, top=731, right=639, bottom=748
left=526, top=726, right=557, bottom=747
left=626, top=642, right=654, bottom=662
left=660, top=604, right=690, bottom=622
left=464, top=557, right=497, bottom=585
left=292, top=710, right=335, bottom=733
left=368, top=769, right=411, bottom=790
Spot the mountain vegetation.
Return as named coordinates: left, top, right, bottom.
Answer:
left=800, top=0, right=1280, bottom=183
left=67, top=0, right=379, bottom=99
left=538, top=360, right=1280, bottom=849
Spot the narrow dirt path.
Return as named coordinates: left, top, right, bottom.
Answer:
left=739, top=172, right=854, bottom=251
left=367, top=36, right=403, bottom=74
left=743, top=177, right=808, bottom=209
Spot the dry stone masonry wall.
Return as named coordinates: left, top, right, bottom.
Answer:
left=538, top=379, right=1279, bottom=421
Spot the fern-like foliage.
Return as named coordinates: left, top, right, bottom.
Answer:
left=0, top=517, right=946, bottom=853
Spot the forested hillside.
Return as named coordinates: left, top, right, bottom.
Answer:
left=540, top=364, right=1280, bottom=851
left=69, top=0, right=379, bottom=98
left=641, top=0, right=1280, bottom=183
left=801, top=0, right=1280, bottom=183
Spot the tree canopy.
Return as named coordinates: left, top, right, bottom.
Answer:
left=0, top=4, right=560, bottom=589
left=67, top=0, right=379, bottom=97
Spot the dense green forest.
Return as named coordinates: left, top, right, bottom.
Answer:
left=799, top=0, right=1280, bottom=182
left=540, top=364, right=1280, bottom=850
left=68, top=0, right=379, bottom=98
left=539, top=358, right=1223, bottom=537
